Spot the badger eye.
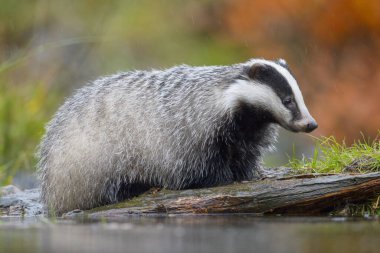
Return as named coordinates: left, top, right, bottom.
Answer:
left=283, top=97, right=293, bottom=105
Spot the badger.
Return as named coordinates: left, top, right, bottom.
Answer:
left=37, top=58, right=317, bottom=215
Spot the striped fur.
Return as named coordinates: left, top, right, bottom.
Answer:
left=37, top=59, right=316, bottom=214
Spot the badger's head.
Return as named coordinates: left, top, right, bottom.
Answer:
left=223, top=59, right=317, bottom=133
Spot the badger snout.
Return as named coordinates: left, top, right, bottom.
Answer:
left=305, top=120, right=318, bottom=133
left=294, top=118, right=318, bottom=133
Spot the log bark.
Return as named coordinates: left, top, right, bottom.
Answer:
left=87, top=171, right=380, bottom=218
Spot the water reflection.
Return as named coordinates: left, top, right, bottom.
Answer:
left=1, top=216, right=379, bottom=253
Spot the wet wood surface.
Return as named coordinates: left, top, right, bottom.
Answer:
left=87, top=171, right=380, bottom=218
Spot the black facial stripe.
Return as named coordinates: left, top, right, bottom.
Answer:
left=250, top=65, right=292, bottom=99
left=246, top=63, right=301, bottom=121
left=288, top=102, right=302, bottom=121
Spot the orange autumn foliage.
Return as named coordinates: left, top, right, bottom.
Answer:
left=204, top=0, right=380, bottom=142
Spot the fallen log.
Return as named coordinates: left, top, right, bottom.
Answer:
left=87, top=171, right=380, bottom=218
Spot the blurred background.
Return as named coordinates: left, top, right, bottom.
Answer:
left=1, top=0, right=379, bottom=188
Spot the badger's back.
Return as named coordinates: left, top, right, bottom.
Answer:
left=38, top=64, right=277, bottom=215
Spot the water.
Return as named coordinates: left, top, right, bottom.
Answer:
left=1, top=216, right=379, bottom=253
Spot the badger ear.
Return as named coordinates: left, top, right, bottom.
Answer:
left=247, top=63, right=267, bottom=80
left=276, top=58, right=288, bottom=68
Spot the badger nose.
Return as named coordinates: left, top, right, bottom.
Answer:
left=305, top=120, right=318, bottom=133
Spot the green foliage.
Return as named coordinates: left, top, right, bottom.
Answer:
left=0, top=75, right=61, bottom=185
left=288, top=134, right=380, bottom=174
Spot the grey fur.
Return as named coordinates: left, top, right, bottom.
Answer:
left=37, top=59, right=309, bottom=215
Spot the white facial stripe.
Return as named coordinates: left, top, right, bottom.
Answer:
left=246, top=59, right=312, bottom=120
left=221, top=79, right=292, bottom=124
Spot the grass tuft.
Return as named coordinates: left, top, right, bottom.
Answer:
left=287, top=134, right=380, bottom=174
left=287, top=133, right=380, bottom=216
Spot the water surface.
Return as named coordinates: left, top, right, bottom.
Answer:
left=1, top=216, right=379, bottom=253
